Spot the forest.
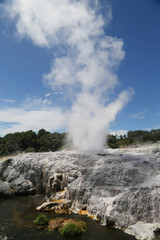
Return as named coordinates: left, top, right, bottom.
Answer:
left=107, top=129, right=160, bottom=148
left=0, top=129, right=66, bottom=156
left=1, top=128, right=160, bottom=157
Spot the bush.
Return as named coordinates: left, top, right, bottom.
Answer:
left=25, top=147, right=36, bottom=152
left=107, top=135, right=119, bottom=149
left=60, top=222, right=85, bottom=237
left=33, top=214, right=49, bottom=226
left=77, top=221, right=87, bottom=232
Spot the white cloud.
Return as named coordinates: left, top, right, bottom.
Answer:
left=53, top=91, right=63, bottom=95
left=0, top=98, right=16, bottom=103
left=24, top=96, right=52, bottom=109
left=129, top=109, right=148, bottom=120
left=109, top=130, right=128, bottom=136
left=45, top=92, right=51, bottom=98
left=4, top=0, right=104, bottom=48
left=0, top=107, right=67, bottom=136
left=2, top=0, right=134, bottom=151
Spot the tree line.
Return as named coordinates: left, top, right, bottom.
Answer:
left=1, top=128, right=160, bottom=156
left=0, top=129, right=66, bottom=156
left=107, top=129, right=160, bottom=148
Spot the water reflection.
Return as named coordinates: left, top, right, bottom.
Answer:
left=0, top=196, right=136, bottom=240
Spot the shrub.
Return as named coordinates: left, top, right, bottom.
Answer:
left=25, top=147, right=36, bottom=152
left=107, top=135, right=119, bottom=149
left=33, top=214, right=49, bottom=226
left=77, top=221, right=87, bottom=232
left=60, top=222, right=84, bottom=237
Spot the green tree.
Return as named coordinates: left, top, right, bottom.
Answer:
left=37, top=129, right=51, bottom=152
left=48, top=132, right=66, bottom=151
left=107, top=135, right=119, bottom=149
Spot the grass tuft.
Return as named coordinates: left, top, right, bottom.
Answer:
left=60, top=222, right=86, bottom=237
left=33, top=214, right=49, bottom=226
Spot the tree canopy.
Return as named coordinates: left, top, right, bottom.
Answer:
left=0, top=129, right=66, bottom=156
left=107, top=129, right=160, bottom=148
left=1, top=128, right=160, bottom=156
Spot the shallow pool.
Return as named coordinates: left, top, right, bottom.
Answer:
left=0, top=196, right=136, bottom=240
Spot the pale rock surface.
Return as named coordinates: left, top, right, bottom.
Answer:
left=0, top=179, right=12, bottom=197
left=0, top=144, right=160, bottom=239
left=125, top=222, right=160, bottom=240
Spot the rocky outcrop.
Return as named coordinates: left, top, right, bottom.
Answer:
left=125, top=222, right=160, bottom=240
left=36, top=198, right=72, bottom=214
left=0, top=179, right=12, bottom=197
left=0, top=146, right=160, bottom=237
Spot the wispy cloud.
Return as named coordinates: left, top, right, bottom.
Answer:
left=54, top=92, right=63, bottom=95
left=0, top=107, right=67, bottom=136
left=129, top=109, right=148, bottom=120
left=45, top=92, right=52, bottom=98
left=109, top=129, right=128, bottom=136
left=24, top=96, right=52, bottom=109
left=0, top=98, right=16, bottom=103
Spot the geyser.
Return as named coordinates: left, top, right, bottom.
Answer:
left=3, top=0, right=134, bottom=151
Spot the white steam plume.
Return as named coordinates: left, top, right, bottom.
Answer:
left=3, top=0, right=134, bottom=151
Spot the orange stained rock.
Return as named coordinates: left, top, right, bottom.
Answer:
left=55, top=209, right=68, bottom=215
left=59, top=190, right=66, bottom=193
left=78, top=210, right=95, bottom=219
left=52, top=199, right=65, bottom=203
left=89, top=215, right=94, bottom=219
left=78, top=210, right=88, bottom=216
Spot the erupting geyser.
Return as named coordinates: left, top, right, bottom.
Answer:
left=3, top=0, right=134, bottom=151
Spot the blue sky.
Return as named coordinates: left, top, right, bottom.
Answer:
left=0, top=0, right=160, bottom=138
left=108, top=0, right=160, bottom=134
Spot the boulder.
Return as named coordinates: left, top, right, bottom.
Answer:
left=36, top=199, right=72, bottom=212
left=0, top=179, right=12, bottom=197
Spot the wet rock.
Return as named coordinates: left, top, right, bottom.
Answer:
left=6, top=169, right=20, bottom=183
left=0, top=179, right=12, bottom=197
left=97, top=153, right=106, bottom=156
left=125, top=222, right=160, bottom=240
left=57, top=174, right=63, bottom=182
left=154, top=228, right=160, bottom=236
left=106, top=216, right=115, bottom=227
left=52, top=178, right=61, bottom=192
left=9, top=176, right=35, bottom=196
left=36, top=201, right=61, bottom=211
left=67, top=176, right=76, bottom=183
left=46, top=173, right=67, bottom=197
left=96, top=211, right=102, bottom=221
left=36, top=199, right=72, bottom=212
left=50, top=190, right=66, bottom=201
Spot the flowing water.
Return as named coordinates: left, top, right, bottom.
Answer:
left=0, top=196, right=136, bottom=240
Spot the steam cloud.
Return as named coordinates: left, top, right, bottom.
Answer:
left=3, top=0, right=134, bottom=151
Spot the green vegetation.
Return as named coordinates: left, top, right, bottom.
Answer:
left=33, top=214, right=49, bottom=226
left=1, top=128, right=160, bottom=155
left=107, top=129, right=160, bottom=148
left=107, top=135, right=119, bottom=149
left=0, top=129, right=66, bottom=157
left=77, top=221, right=87, bottom=232
left=60, top=222, right=87, bottom=237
